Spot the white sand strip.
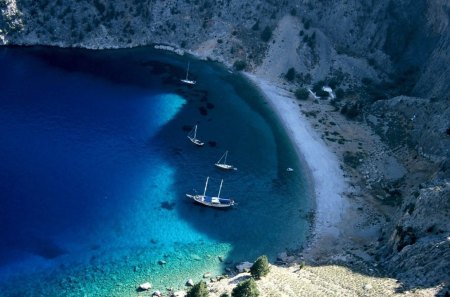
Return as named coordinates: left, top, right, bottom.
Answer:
left=246, top=74, right=348, bottom=241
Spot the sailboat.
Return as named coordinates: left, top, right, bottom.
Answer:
left=187, top=124, right=204, bottom=146
left=186, top=177, right=235, bottom=208
left=180, top=61, right=196, bottom=85
left=215, top=150, right=236, bottom=170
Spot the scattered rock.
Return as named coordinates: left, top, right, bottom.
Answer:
left=186, top=279, right=194, bottom=286
left=218, top=256, right=224, bottom=262
left=364, top=283, right=373, bottom=290
left=236, top=261, right=253, bottom=273
left=152, top=290, right=162, bottom=296
left=171, top=291, right=187, bottom=297
left=277, top=252, right=288, bottom=262
left=158, top=260, right=167, bottom=265
left=203, top=272, right=211, bottom=278
left=139, top=282, right=152, bottom=291
left=191, top=254, right=201, bottom=261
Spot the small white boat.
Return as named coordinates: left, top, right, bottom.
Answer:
left=187, top=124, right=204, bottom=147
left=215, top=150, right=236, bottom=170
left=186, top=177, right=235, bottom=208
left=180, top=61, right=196, bottom=85
left=286, top=167, right=294, bottom=172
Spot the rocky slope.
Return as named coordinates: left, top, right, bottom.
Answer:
left=1, top=0, right=449, bottom=295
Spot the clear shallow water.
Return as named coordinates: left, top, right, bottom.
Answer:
left=0, top=46, right=312, bottom=296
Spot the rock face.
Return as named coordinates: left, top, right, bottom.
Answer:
left=1, top=1, right=450, bottom=100
left=376, top=179, right=450, bottom=293
left=1, top=0, right=449, bottom=295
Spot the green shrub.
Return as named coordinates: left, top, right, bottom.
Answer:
left=312, top=80, right=325, bottom=93
left=187, top=280, right=208, bottom=297
left=251, top=21, right=260, bottom=31
left=233, top=60, right=247, bottom=71
left=295, top=88, right=309, bottom=100
left=316, top=89, right=329, bottom=98
left=285, top=68, right=296, bottom=81
left=261, top=26, right=272, bottom=42
left=93, top=0, right=105, bottom=14
left=341, top=102, right=361, bottom=119
left=335, top=88, right=345, bottom=99
left=250, top=255, right=270, bottom=279
left=231, top=278, right=259, bottom=297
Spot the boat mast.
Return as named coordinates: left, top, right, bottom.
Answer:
left=193, top=125, right=197, bottom=139
left=186, top=61, right=190, bottom=80
left=217, top=179, right=223, bottom=198
left=224, top=151, right=228, bottom=165
left=203, top=176, right=209, bottom=196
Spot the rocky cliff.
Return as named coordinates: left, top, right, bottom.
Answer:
left=1, top=0, right=449, bottom=295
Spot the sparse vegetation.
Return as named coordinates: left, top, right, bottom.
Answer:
left=335, top=88, right=345, bottom=99
left=284, top=67, right=296, bottom=81
left=187, top=281, right=209, bottom=297
left=251, top=20, right=260, bottom=31
left=231, top=278, right=259, bottom=297
left=343, top=151, right=365, bottom=168
left=295, top=88, right=309, bottom=100
left=250, top=255, right=270, bottom=279
left=341, top=102, right=362, bottom=119
left=233, top=60, right=247, bottom=71
left=261, top=26, right=272, bottom=42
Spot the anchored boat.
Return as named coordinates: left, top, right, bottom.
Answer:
left=186, top=177, right=235, bottom=208
left=180, top=61, right=196, bottom=85
left=187, top=124, right=204, bottom=147
left=215, top=150, right=236, bottom=170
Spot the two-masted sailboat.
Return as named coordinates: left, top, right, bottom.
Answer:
left=180, top=61, right=196, bottom=85
left=186, top=177, right=235, bottom=208
left=187, top=125, right=204, bottom=146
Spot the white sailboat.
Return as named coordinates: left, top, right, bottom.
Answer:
left=187, top=124, right=204, bottom=146
left=180, top=61, right=196, bottom=85
left=215, top=150, right=236, bottom=170
left=186, top=177, right=235, bottom=208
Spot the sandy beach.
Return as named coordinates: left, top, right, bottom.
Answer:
left=246, top=74, right=348, bottom=246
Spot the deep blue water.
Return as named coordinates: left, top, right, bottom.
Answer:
left=0, top=46, right=311, bottom=296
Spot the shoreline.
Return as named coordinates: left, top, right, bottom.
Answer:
left=245, top=74, right=349, bottom=253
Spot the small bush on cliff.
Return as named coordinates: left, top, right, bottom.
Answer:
left=261, top=26, right=272, bottom=42
left=335, top=88, right=345, bottom=99
left=187, top=281, right=208, bottom=297
left=250, top=255, right=270, bottom=279
left=233, top=60, right=247, bottom=71
left=231, top=278, right=259, bottom=297
left=284, top=67, right=296, bottom=81
left=341, top=102, right=361, bottom=119
left=295, top=88, right=309, bottom=100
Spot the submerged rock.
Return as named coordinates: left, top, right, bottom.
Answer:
left=171, top=291, right=187, bottom=297
left=186, top=279, right=194, bottom=286
left=203, top=272, right=211, bottom=278
left=139, top=282, right=152, bottom=290
left=236, top=261, right=253, bottom=273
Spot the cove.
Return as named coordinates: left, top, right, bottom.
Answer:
left=0, top=46, right=312, bottom=296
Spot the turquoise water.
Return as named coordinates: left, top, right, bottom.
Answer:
left=0, top=46, right=311, bottom=296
